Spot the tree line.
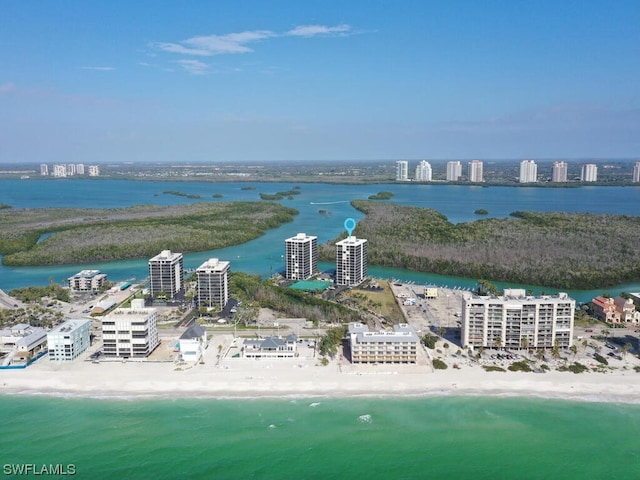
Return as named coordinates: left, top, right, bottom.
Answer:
left=319, top=200, right=640, bottom=289
left=0, top=202, right=297, bottom=266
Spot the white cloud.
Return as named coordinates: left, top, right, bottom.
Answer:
left=0, top=82, right=16, bottom=93
left=79, top=66, right=115, bottom=71
left=286, top=24, right=351, bottom=37
left=177, top=59, right=209, bottom=75
left=154, top=24, right=353, bottom=58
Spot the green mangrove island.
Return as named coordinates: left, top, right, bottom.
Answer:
left=320, top=200, right=640, bottom=289
left=0, top=202, right=297, bottom=266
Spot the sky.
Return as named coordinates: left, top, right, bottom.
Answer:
left=1, top=0, right=639, bottom=164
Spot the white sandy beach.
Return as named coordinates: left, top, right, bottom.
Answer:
left=2, top=343, right=640, bottom=403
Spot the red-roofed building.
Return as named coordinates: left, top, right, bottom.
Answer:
left=591, top=296, right=621, bottom=324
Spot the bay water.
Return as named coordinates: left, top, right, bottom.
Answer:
left=2, top=179, right=640, bottom=302
left=2, top=179, right=640, bottom=478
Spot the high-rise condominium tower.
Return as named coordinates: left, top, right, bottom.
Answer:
left=519, top=160, right=537, bottom=183
left=551, top=161, right=568, bottom=182
left=196, top=258, right=230, bottom=309
left=336, top=236, right=368, bottom=286
left=446, top=161, right=462, bottom=181
left=285, top=233, right=318, bottom=280
left=468, top=160, right=484, bottom=182
left=581, top=164, right=598, bottom=182
left=415, top=160, right=432, bottom=182
left=148, top=250, right=184, bottom=299
left=396, top=160, right=409, bottom=181
left=633, top=161, right=640, bottom=183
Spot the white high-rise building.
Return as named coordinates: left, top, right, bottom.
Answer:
left=633, top=161, right=640, bottom=183
left=396, top=160, right=409, bottom=181
left=102, top=304, right=160, bottom=358
left=47, top=319, right=92, bottom=361
left=88, top=165, right=100, bottom=176
left=446, top=161, right=462, bottom=181
left=336, top=236, right=368, bottom=286
left=519, top=160, right=537, bottom=183
left=75, top=163, right=85, bottom=175
left=468, top=160, right=484, bottom=182
left=285, top=233, right=318, bottom=280
left=40, top=164, right=48, bottom=176
left=581, top=164, right=598, bottom=182
left=67, top=164, right=76, bottom=176
left=552, top=161, right=568, bottom=182
left=415, top=160, right=432, bottom=182
left=53, top=164, right=67, bottom=177
left=196, top=258, right=230, bottom=309
left=461, top=289, right=575, bottom=350
left=148, top=250, right=184, bottom=299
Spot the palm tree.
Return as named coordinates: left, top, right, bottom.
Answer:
left=520, top=337, right=528, bottom=351
left=494, top=336, right=502, bottom=350
left=570, top=344, right=578, bottom=359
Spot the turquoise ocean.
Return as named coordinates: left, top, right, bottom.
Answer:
left=2, top=179, right=640, bottom=478
left=1, top=395, right=639, bottom=479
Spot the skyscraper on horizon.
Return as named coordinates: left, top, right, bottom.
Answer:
left=415, top=160, right=432, bottom=182
left=285, top=232, right=318, bottom=280
left=446, top=161, right=462, bottom=181
left=336, top=236, right=368, bottom=286
left=519, top=160, right=537, bottom=183
left=552, top=161, right=568, bottom=182
left=581, top=164, right=598, bottom=182
left=468, top=160, right=484, bottom=182
left=395, top=160, right=409, bottom=181
left=633, top=161, right=640, bottom=183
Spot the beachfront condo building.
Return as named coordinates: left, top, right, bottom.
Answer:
left=40, top=164, right=48, bottom=176
left=88, top=165, right=100, bottom=176
left=581, top=163, right=598, bottom=182
left=148, top=250, right=184, bottom=299
left=75, top=163, right=85, bottom=175
left=396, top=160, right=409, bottom=181
left=633, top=161, right=640, bottom=183
left=468, top=160, right=484, bottom=182
left=461, top=289, right=575, bottom=350
left=415, top=160, right=433, bottom=182
left=446, top=161, right=462, bottom=181
left=336, top=236, right=368, bottom=286
left=519, top=160, right=537, bottom=183
left=285, top=233, right=318, bottom=281
left=348, top=323, right=419, bottom=364
left=196, top=258, right=230, bottom=309
left=102, top=302, right=160, bottom=358
left=68, top=269, right=107, bottom=292
left=47, top=319, right=92, bottom=361
left=552, top=161, right=568, bottom=182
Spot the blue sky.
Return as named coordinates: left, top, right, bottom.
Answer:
left=1, top=0, right=639, bottom=163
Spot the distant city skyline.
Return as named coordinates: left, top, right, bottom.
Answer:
left=1, top=1, right=639, bottom=164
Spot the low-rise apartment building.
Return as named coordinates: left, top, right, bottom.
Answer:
left=47, top=319, right=92, bottom=361
left=591, top=296, right=621, bottom=324
left=348, top=323, right=419, bottom=364
left=68, top=270, right=107, bottom=292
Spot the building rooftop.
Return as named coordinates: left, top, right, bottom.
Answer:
left=196, top=258, right=230, bottom=273
left=180, top=323, right=206, bottom=340
left=48, top=319, right=91, bottom=335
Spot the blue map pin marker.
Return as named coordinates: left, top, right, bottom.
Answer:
left=344, top=218, right=356, bottom=237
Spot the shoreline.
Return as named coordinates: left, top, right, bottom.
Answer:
left=2, top=355, right=639, bottom=405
